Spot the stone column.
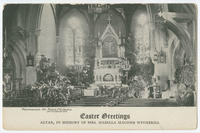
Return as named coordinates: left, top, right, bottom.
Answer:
left=99, top=41, right=102, bottom=58
left=14, top=77, right=23, bottom=90
left=26, top=66, right=37, bottom=85
left=55, top=35, right=60, bottom=69
left=27, top=29, right=40, bottom=55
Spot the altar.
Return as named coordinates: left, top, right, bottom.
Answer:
left=93, top=15, right=130, bottom=87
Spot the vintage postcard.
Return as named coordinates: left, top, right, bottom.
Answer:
left=2, top=2, right=198, bottom=130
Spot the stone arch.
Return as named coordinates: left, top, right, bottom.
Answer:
left=173, top=43, right=186, bottom=68
left=129, top=4, right=154, bottom=50
left=130, top=5, right=151, bottom=64
left=5, top=40, right=27, bottom=89
left=165, top=20, right=191, bottom=57
left=59, top=8, right=90, bottom=39
left=165, top=19, right=192, bottom=80
left=37, top=4, right=57, bottom=28
left=4, top=4, right=57, bottom=86
left=146, top=4, right=192, bottom=60
left=59, top=8, right=89, bottom=29
left=167, top=29, right=180, bottom=80
left=12, top=43, right=26, bottom=80
left=59, top=7, right=90, bottom=28
left=94, top=9, right=126, bottom=37
left=95, top=8, right=126, bottom=28
left=58, top=8, right=90, bottom=68
left=171, top=40, right=180, bottom=80
left=37, top=4, right=57, bottom=62
left=25, top=4, right=57, bottom=55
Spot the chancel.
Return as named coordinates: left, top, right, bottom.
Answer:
left=3, top=4, right=197, bottom=107
left=94, top=13, right=130, bottom=86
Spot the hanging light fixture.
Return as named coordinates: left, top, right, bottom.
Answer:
left=27, top=53, right=34, bottom=66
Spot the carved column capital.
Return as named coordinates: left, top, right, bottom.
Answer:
left=8, top=26, right=29, bottom=42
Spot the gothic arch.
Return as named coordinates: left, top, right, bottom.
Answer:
left=7, top=40, right=26, bottom=88
left=58, top=8, right=90, bottom=67
left=163, top=18, right=193, bottom=81
left=129, top=4, right=153, bottom=51
left=95, top=8, right=126, bottom=27
left=37, top=4, right=57, bottom=62
left=4, top=4, right=57, bottom=87
left=164, top=20, right=191, bottom=58
left=24, top=4, right=57, bottom=55
left=59, top=8, right=90, bottom=34
left=94, top=9, right=126, bottom=37
left=59, top=7, right=90, bottom=28
left=130, top=5, right=151, bottom=64
left=27, top=4, right=56, bottom=32
left=153, top=4, right=193, bottom=60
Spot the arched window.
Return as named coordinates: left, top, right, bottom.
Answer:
left=60, top=9, right=89, bottom=66
left=95, top=10, right=126, bottom=37
left=131, top=7, right=150, bottom=64
left=38, top=5, right=56, bottom=61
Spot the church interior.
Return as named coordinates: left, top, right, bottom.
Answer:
left=3, top=4, right=197, bottom=107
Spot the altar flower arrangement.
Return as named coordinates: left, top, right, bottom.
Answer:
left=175, top=64, right=195, bottom=106
left=175, top=64, right=195, bottom=87
left=19, top=55, right=82, bottom=106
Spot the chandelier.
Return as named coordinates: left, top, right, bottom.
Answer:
left=88, top=4, right=110, bottom=14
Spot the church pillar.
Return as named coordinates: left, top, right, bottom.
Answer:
left=117, top=43, right=121, bottom=58
left=56, top=35, right=60, bottom=69
left=26, top=66, right=37, bottom=85
left=99, top=41, right=102, bottom=58
left=26, top=30, right=40, bottom=84
left=14, top=79, right=19, bottom=90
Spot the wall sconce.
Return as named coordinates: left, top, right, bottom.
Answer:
left=27, top=53, right=34, bottom=66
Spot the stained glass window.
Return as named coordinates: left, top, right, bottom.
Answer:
left=131, top=9, right=150, bottom=64
left=60, top=9, right=89, bottom=66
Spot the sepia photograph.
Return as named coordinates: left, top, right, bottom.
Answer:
left=1, top=2, right=199, bottom=131
left=2, top=3, right=197, bottom=107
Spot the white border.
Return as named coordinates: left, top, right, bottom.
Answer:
left=0, top=0, right=199, bottom=133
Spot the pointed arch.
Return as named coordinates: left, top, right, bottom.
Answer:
left=94, top=9, right=126, bottom=37
left=131, top=5, right=150, bottom=64
left=59, top=8, right=89, bottom=67
left=37, top=4, right=56, bottom=62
